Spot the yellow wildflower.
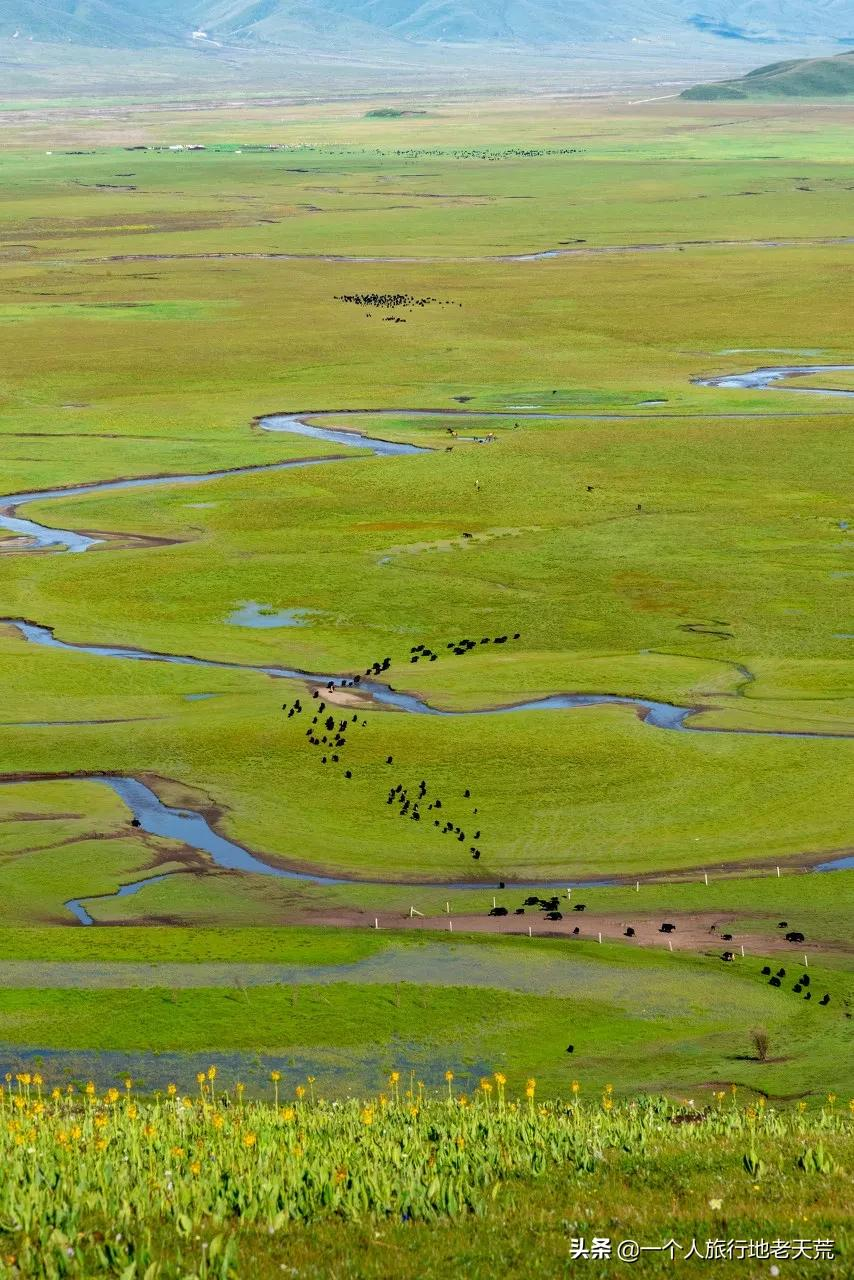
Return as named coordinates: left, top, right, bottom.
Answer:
left=243, top=1132, right=257, bottom=1148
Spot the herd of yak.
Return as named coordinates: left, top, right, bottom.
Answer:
left=277, top=637, right=833, bottom=1008
left=282, top=633, right=524, bottom=861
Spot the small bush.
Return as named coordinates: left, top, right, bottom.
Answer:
left=751, top=1028, right=771, bottom=1062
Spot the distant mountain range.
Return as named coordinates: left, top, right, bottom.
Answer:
left=5, top=1, right=854, bottom=52
left=4, top=2, right=854, bottom=98
left=683, top=49, right=854, bottom=97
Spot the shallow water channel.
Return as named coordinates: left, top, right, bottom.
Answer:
left=0, top=368, right=851, bottom=920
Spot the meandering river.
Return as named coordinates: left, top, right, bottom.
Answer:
left=0, top=366, right=850, bottom=919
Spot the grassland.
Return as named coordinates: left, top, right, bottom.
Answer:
left=683, top=51, right=854, bottom=101
left=0, top=930, right=850, bottom=1097
left=0, top=88, right=850, bottom=1279
left=0, top=88, right=849, bottom=1140
left=3, top=1080, right=851, bottom=1280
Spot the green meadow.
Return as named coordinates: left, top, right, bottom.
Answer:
left=0, top=928, right=849, bottom=1097
left=0, top=93, right=850, bottom=1114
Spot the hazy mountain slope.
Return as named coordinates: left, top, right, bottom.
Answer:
left=683, top=49, right=854, bottom=97
left=4, top=0, right=854, bottom=50
left=192, top=0, right=854, bottom=47
left=198, top=0, right=675, bottom=45
left=0, top=1, right=187, bottom=47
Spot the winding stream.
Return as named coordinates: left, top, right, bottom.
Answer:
left=80, top=235, right=854, bottom=268
left=695, top=365, right=854, bottom=397
left=5, top=365, right=853, bottom=553
left=0, top=455, right=354, bottom=554
left=0, top=366, right=851, bottom=920
left=6, top=616, right=853, bottom=742
left=57, top=776, right=617, bottom=924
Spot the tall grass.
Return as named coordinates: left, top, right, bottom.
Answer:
left=0, top=1071, right=850, bottom=1277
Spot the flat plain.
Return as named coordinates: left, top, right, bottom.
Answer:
left=0, top=92, right=851, bottom=1115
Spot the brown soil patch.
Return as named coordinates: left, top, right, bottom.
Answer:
left=299, top=906, right=849, bottom=958
left=313, top=685, right=375, bottom=709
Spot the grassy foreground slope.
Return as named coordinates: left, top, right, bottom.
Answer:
left=1, top=1084, right=851, bottom=1280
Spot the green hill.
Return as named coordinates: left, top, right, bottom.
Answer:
left=682, top=50, right=854, bottom=99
